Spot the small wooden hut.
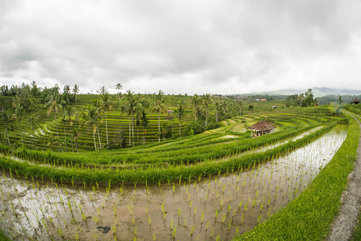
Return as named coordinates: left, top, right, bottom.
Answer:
left=249, top=121, right=275, bottom=137
left=351, top=98, right=360, bottom=105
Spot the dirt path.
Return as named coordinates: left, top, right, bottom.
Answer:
left=327, top=118, right=361, bottom=241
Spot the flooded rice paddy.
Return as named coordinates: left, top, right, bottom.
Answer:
left=0, top=129, right=347, bottom=241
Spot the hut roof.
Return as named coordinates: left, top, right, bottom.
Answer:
left=249, top=121, right=275, bottom=131
left=352, top=98, right=360, bottom=104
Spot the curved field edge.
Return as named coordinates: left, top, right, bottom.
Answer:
left=234, top=116, right=360, bottom=241
left=0, top=124, right=319, bottom=168
left=0, top=123, right=336, bottom=186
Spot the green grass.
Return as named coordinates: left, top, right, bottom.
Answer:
left=235, top=115, right=360, bottom=241
left=349, top=110, right=361, bottom=241
left=0, top=230, right=11, bottom=241
left=351, top=213, right=361, bottom=241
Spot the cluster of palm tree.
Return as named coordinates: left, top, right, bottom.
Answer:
left=123, top=90, right=155, bottom=146
left=192, top=94, right=215, bottom=126
left=174, top=101, right=185, bottom=136
left=191, top=94, right=243, bottom=129
left=191, top=94, right=220, bottom=127
left=1, top=82, right=247, bottom=151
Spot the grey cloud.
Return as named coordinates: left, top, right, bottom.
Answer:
left=1, top=0, right=361, bottom=93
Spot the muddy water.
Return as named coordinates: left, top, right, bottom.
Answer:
left=0, top=130, right=346, bottom=241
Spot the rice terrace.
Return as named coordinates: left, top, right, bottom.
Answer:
left=2, top=1, right=361, bottom=240
left=0, top=83, right=361, bottom=241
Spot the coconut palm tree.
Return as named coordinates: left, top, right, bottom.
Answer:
left=214, top=98, right=221, bottom=122
left=192, top=95, right=201, bottom=121
left=174, top=101, right=185, bottom=136
left=123, top=90, right=137, bottom=146
left=135, top=97, right=149, bottom=144
left=116, top=83, right=122, bottom=100
left=12, top=95, right=24, bottom=120
left=82, top=105, right=102, bottom=151
left=141, top=109, right=148, bottom=144
left=63, top=105, right=74, bottom=121
left=72, top=84, right=79, bottom=103
left=152, top=90, right=166, bottom=142
left=47, top=93, right=61, bottom=119
left=99, top=86, right=112, bottom=147
left=69, top=112, right=82, bottom=152
left=202, top=94, right=212, bottom=127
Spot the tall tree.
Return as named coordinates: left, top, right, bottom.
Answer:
left=152, top=90, right=166, bottom=142
left=338, top=96, right=343, bottom=105
left=123, top=90, right=137, bottom=146
left=72, top=84, right=79, bottom=103
left=99, top=86, right=112, bottom=147
left=174, top=101, right=185, bottom=136
left=70, top=112, right=81, bottom=152
left=202, top=94, right=212, bottom=127
left=135, top=97, right=149, bottom=144
left=116, top=83, right=122, bottom=100
left=62, top=85, right=72, bottom=105
left=141, top=109, right=148, bottom=144
left=192, top=95, right=202, bottom=121
left=46, top=93, right=61, bottom=119
left=82, top=105, right=102, bottom=151
left=214, top=98, right=224, bottom=122
left=303, top=89, right=315, bottom=107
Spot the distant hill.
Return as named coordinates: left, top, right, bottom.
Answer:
left=251, top=87, right=361, bottom=97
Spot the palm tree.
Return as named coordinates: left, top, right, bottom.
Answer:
left=47, top=93, right=61, bottom=119
left=99, top=87, right=112, bottom=147
left=12, top=95, right=24, bottom=120
left=123, top=90, right=137, bottom=146
left=192, top=95, right=201, bottom=121
left=116, top=83, right=122, bottom=100
left=214, top=98, right=221, bottom=122
left=82, top=105, right=102, bottom=151
left=69, top=112, right=82, bottom=152
left=63, top=105, right=74, bottom=121
left=72, top=84, right=79, bottom=103
left=141, top=109, right=148, bottom=144
left=214, top=97, right=227, bottom=122
left=152, top=90, right=166, bottom=142
left=174, top=101, right=185, bottom=136
left=135, top=97, right=149, bottom=144
left=202, top=94, right=212, bottom=127
left=61, top=105, right=75, bottom=148
left=71, top=124, right=80, bottom=152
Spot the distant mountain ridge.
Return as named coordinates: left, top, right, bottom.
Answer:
left=251, top=87, right=361, bottom=97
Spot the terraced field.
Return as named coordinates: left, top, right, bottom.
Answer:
left=0, top=112, right=190, bottom=152
left=1, top=105, right=356, bottom=241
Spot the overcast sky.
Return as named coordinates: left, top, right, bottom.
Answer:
left=1, top=0, right=361, bottom=94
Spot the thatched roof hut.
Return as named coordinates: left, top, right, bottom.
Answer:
left=249, top=121, right=275, bottom=136
left=351, top=98, right=360, bottom=105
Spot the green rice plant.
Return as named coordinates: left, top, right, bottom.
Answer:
left=236, top=114, right=360, bottom=241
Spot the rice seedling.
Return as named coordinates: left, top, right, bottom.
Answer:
left=0, top=107, right=351, bottom=241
